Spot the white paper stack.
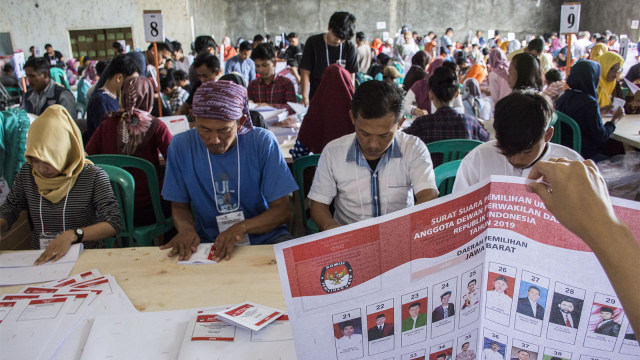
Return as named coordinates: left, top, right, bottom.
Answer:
left=0, top=244, right=83, bottom=286
left=0, top=269, right=137, bottom=360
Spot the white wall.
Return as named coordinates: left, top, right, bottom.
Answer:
left=2, top=0, right=194, bottom=58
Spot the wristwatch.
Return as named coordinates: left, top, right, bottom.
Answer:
left=73, top=228, right=84, bottom=244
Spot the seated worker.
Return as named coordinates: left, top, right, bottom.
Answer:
left=85, top=77, right=172, bottom=226
left=308, top=80, right=439, bottom=231
left=224, top=41, right=256, bottom=84
left=248, top=43, right=296, bottom=110
left=404, top=66, right=489, bottom=167
left=86, top=54, right=140, bottom=140
left=160, top=71, right=189, bottom=114
left=176, top=53, right=222, bottom=117
left=23, top=57, right=76, bottom=117
left=0, top=105, right=121, bottom=263
left=452, top=90, right=583, bottom=192
left=160, top=81, right=298, bottom=261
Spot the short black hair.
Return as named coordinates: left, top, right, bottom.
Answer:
left=173, top=69, right=188, bottom=81
left=437, top=354, right=446, bottom=359
left=193, top=53, right=221, bottom=72
left=160, top=74, right=175, bottom=91
left=194, top=35, right=217, bottom=54
left=29, top=45, right=34, bottom=51
left=560, top=298, right=576, bottom=307
left=251, top=43, right=275, bottom=61
left=3, top=63, right=14, bottom=73
left=24, top=57, right=50, bottom=76
left=253, top=34, right=264, bottom=43
left=600, top=306, right=614, bottom=314
left=83, top=56, right=92, bottom=63
left=482, top=47, right=490, bottom=56
left=468, top=279, right=476, bottom=286
left=446, top=27, right=454, bottom=34
left=462, top=342, right=470, bottom=348
left=107, top=54, right=140, bottom=79
left=429, top=67, right=459, bottom=103
left=518, top=350, right=530, bottom=354
left=287, top=32, right=298, bottom=39
left=528, top=286, right=540, bottom=293
left=351, top=80, right=405, bottom=123
left=44, top=43, right=52, bottom=49
left=409, top=302, right=421, bottom=309
left=377, top=53, right=391, bottom=66
left=440, top=291, right=452, bottom=299
left=340, top=320, right=354, bottom=330
left=511, top=52, right=543, bottom=90
left=494, top=275, right=509, bottom=285
left=527, top=38, right=544, bottom=54
left=442, top=61, right=458, bottom=74
left=96, top=60, right=109, bottom=76
left=545, top=69, right=562, bottom=83
left=609, top=34, right=618, bottom=42
left=239, top=41, right=252, bottom=53
left=494, top=30, right=501, bottom=35
left=376, top=314, right=385, bottom=319
left=171, top=41, right=183, bottom=53
left=328, top=11, right=356, bottom=40
left=356, top=32, right=366, bottom=42
left=219, top=73, right=247, bottom=87
left=148, top=42, right=173, bottom=53
left=112, top=41, right=124, bottom=51
left=494, top=90, right=553, bottom=156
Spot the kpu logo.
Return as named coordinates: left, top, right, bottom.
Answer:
left=320, top=261, right=353, bottom=293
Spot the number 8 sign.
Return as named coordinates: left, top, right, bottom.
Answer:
left=143, top=10, right=165, bottom=43
left=560, top=3, right=581, bottom=34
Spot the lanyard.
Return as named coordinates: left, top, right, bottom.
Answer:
left=39, top=179, right=73, bottom=235
left=206, top=135, right=241, bottom=214
left=325, top=36, right=343, bottom=67
left=258, top=77, right=277, bottom=105
left=354, top=147, right=391, bottom=219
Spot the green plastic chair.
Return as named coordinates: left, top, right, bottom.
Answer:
left=551, top=110, right=582, bottom=154
left=96, top=164, right=135, bottom=248
left=292, top=154, right=320, bottom=235
left=88, top=154, right=173, bottom=246
left=426, top=139, right=483, bottom=164
left=49, top=67, right=71, bottom=90
left=434, top=160, right=462, bottom=197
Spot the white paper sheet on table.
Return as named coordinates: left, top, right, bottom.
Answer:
left=0, top=297, right=75, bottom=360
left=80, top=306, right=225, bottom=360
left=0, top=244, right=83, bottom=286
left=177, top=311, right=295, bottom=360
left=177, top=243, right=218, bottom=265
left=160, top=115, right=190, bottom=136
left=253, top=106, right=286, bottom=120
left=286, top=102, right=308, bottom=116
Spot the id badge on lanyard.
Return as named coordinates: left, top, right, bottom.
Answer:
left=215, top=211, right=250, bottom=246
left=39, top=232, right=61, bottom=250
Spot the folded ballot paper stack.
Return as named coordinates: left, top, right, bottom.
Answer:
left=80, top=303, right=295, bottom=360
left=0, top=269, right=137, bottom=360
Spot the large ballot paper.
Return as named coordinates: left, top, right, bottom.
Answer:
left=274, top=176, right=640, bottom=360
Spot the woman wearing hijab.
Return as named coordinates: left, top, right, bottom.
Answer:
left=464, top=63, right=488, bottom=84
left=487, top=49, right=512, bottom=105
left=508, top=52, right=543, bottom=91
left=589, top=43, right=608, bottom=60
left=290, top=64, right=354, bottom=160
left=66, top=59, right=78, bottom=86
left=462, top=78, right=493, bottom=121
left=371, top=38, right=383, bottom=55
left=403, top=51, right=432, bottom=92
left=593, top=52, right=625, bottom=109
left=86, top=77, right=172, bottom=226
left=0, top=105, right=121, bottom=263
left=555, top=60, right=623, bottom=161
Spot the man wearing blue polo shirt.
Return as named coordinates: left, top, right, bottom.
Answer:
left=161, top=80, right=297, bottom=261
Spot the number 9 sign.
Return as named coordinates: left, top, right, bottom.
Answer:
left=143, top=10, right=165, bottom=43
left=560, top=3, right=581, bottom=34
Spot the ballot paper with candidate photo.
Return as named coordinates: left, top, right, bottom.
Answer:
left=274, top=176, right=640, bottom=360
left=216, top=301, right=284, bottom=331
left=178, top=243, right=217, bottom=265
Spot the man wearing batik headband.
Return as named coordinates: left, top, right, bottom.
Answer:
left=161, top=80, right=298, bottom=261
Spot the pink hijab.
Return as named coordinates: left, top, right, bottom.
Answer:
left=488, top=49, right=510, bottom=82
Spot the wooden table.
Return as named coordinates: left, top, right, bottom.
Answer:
left=0, top=245, right=286, bottom=312
left=612, top=113, right=640, bottom=149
